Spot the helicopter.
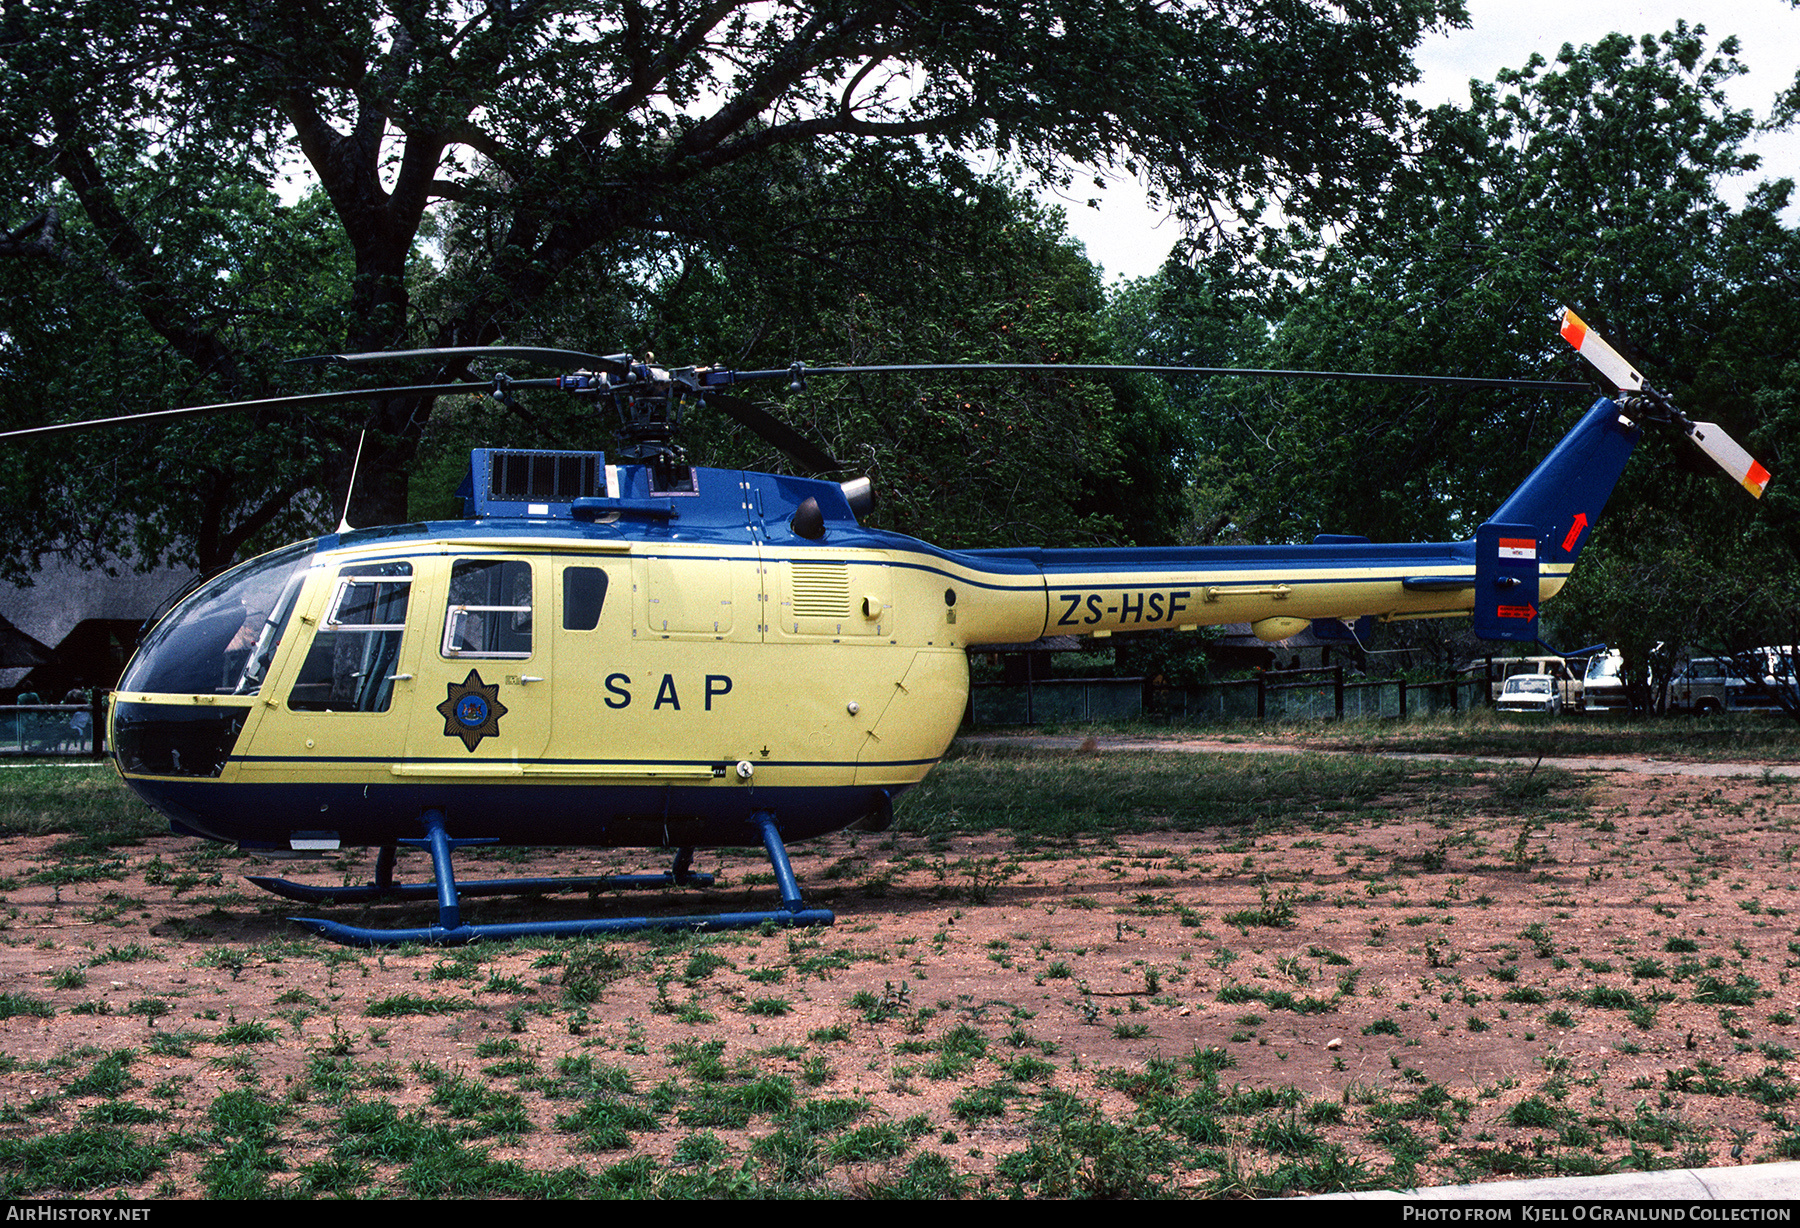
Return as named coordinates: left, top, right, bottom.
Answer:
left=3, top=308, right=1767, bottom=945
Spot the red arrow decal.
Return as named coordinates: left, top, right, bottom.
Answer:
left=1496, top=604, right=1538, bottom=620
left=1561, top=513, right=1589, bottom=554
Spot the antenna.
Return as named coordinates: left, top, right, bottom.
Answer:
left=337, top=430, right=367, bottom=533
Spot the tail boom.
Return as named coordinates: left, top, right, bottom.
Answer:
left=953, top=397, right=1640, bottom=646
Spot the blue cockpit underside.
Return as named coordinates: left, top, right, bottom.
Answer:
left=126, top=777, right=901, bottom=850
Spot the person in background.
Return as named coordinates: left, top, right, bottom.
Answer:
left=64, top=684, right=92, bottom=752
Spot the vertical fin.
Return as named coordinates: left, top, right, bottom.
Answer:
left=1490, top=397, right=1640, bottom=568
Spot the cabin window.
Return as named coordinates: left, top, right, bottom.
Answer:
left=562, top=567, right=609, bottom=631
left=442, top=559, right=533, bottom=658
left=1687, top=659, right=1726, bottom=684
left=288, top=562, right=413, bottom=712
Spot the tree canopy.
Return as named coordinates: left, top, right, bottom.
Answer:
left=1199, top=27, right=1769, bottom=538
left=0, top=0, right=1465, bottom=572
left=414, top=156, right=1188, bottom=548
left=1137, top=25, right=1800, bottom=698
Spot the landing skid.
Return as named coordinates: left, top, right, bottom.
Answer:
left=251, top=810, right=833, bottom=947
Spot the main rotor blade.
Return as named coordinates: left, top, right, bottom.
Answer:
left=704, top=391, right=844, bottom=474
left=713, top=363, right=1591, bottom=393
left=293, top=346, right=633, bottom=376
left=0, top=380, right=562, bottom=443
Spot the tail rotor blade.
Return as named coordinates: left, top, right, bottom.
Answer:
left=1559, top=307, right=1770, bottom=498
left=1559, top=307, right=1645, bottom=392
left=1690, top=421, right=1771, bottom=498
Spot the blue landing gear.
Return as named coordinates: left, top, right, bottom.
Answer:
left=252, top=810, right=834, bottom=946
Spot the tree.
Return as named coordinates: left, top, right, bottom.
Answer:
left=0, top=178, right=354, bottom=580
left=0, top=0, right=1464, bottom=571
left=415, top=156, right=1187, bottom=548
left=1142, top=27, right=1800, bottom=697
left=1098, top=259, right=1288, bottom=546
left=1551, top=509, right=1769, bottom=712
left=1244, top=28, right=1767, bottom=540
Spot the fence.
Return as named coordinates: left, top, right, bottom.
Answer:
left=0, top=695, right=108, bottom=757
left=967, top=668, right=1487, bottom=727
left=968, top=678, right=1145, bottom=726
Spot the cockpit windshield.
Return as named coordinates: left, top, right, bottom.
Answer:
left=119, top=541, right=318, bottom=696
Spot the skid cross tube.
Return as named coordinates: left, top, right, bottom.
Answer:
left=249, top=863, right=720, bottom=905
left=274, top=809, right=833, bottom=946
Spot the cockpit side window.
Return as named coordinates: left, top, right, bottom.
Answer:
left=443, top=559, right=533, bottom=658
left=234, top=567, right=309, bottom=697
left=288, top=561, right=413, bottom=713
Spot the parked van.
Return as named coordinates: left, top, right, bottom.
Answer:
left=1477, top=656, right=1582, bottom=709
left=1664, top=656, right=1780, bottom=714
left=1582, top=650, right=1627, bottom=712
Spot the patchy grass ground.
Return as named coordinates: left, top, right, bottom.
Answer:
left=1205, top=707, right=1800, bottom=762
left=3, top=718, right=1800, bottom=1198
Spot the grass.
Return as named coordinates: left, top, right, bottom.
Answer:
left=555, top=1097, right=661, bottom=1151
left=998, top=1094, right=1179, bottom=1199
left=1270, top=710, right=1800, bottom=762
left=7, top=714, right=1800, bottom=1196
left=0, top=1127, right=168, bottom=1196
left=364, top=993, right=476, bottom=1017
left=0, top=991, right=54, bottom=1019
left=900, top=742, right=1509, bottom=842
left=0, top=764, right=161, bottom=842
left=67, top=1051, right=136, bottom=1098
left=213, top=1019, right=281, bottom=1045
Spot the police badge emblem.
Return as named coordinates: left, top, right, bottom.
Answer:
left=437, top=669, right=509, bottom=751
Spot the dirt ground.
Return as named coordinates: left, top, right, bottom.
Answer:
left=4, top=736, right=1800, bottom=1197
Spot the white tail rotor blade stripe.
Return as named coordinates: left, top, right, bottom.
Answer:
left=1689, top=421, right=1771, bottom=498
left=1559, top=307, right=1645, bottom=391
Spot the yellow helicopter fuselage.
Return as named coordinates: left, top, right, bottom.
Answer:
left=108, top=395, right=1637, bottom=857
